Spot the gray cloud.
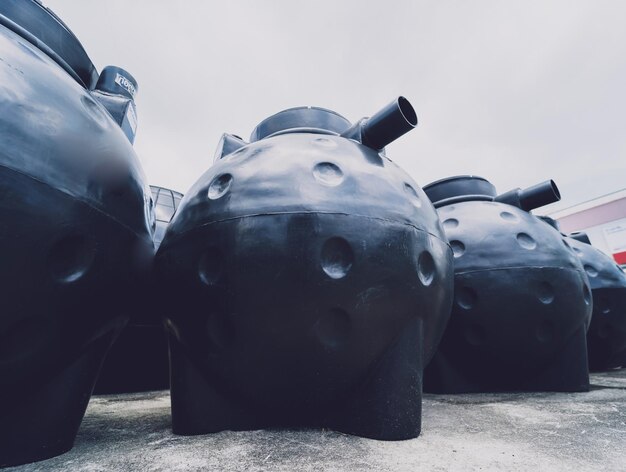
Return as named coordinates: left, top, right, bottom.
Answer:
left=45, top=0, right=626, bottom=211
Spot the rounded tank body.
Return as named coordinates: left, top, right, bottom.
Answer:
left=0, top=1, right=153, bottom=466
left=565, top=234, right=626, bottom=371
left=156, top=98, right=454, bottom=440
left=94, top=186, right=183, bottom=394
left=422, top=176, right=592, bottom=393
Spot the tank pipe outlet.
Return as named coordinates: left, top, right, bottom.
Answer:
left=361, top=96, right=418, bottom=150
left=495, top=180, right=561, bottom=211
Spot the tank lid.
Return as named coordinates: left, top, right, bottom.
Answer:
left=250, top=107, right=351, bottom=142
left=423, top=175, right=497, bottom=208
left=0, top=0, right=98, bottom=88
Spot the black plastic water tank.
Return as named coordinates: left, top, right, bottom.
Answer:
left=156, top=98, right=454, bottom=440
left=422, top=176, right=592, bottom=393
left=0, top=2, right=153, bottom=466
left=566, top=233, right=626, bottom=371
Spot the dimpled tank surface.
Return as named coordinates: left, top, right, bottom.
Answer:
left=566, top=235, right=626, bottom=371
left=0, top=1, right=152, bottom=466
left=156, top=101, right=454, bottom=440
left=423, top=176, right=592, bottom=393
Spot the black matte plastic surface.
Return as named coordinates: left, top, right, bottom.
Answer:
left=361, top=97, right=417, bottom=150
left=566, top=237, right=626, bottom=371
left=0, top=0, right=98, bottom=88
left=156, top=99, right=453, bottom=440
left=94, top=186, right=182, bottom=394
left=250, top=107, right=351, bottom=142
left=0, top=19, right=152, bottom=467
left=494, top=180, right=560, bottom=212
left=423, top=176, right=592, bottom=393
left=92, top=66, right=139, bottom=143
left=422, top=175, right=496, bottom=208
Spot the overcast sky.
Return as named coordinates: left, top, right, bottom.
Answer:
left=46, top=0, right=626, bottom=213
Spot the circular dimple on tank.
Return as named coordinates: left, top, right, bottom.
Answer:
left=456, top=287, right=477, bottom=310
left=537, top=282, right=555, bottom=304
left=443, top=218, right=459, bottom=230
left=321, top=237, right=353, bottom=279
left=535, top=321, right=555, bottom=343
left=198, top=247, right=224, bottom=286
left=206, top=312, right=235, bottom=351
left=314, top=308, right=351, bottom=349
left=417, top=251, right=436, bottom=286
left=500, top=211, right=518, bottom=222
left=450, top=240, right=466, bottom=258
left=583, top=284, right=592, bottom=305
left=584, top=264, right=599, bottom=278
left=48, top=234, right=96, bottom=283
left=403, top=184, right=422, bottom=208
left=313, top=137, right=338, bottom=148
left=516, top=233, right=537, bottom=250
left=208, top=173, right=233, bottom=199
left=464, top=324, right=485, bottom=346
left=313, top=162, right=344, bottom=186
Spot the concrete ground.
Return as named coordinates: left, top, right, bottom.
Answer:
left=9, top=370, right=626, bottom=472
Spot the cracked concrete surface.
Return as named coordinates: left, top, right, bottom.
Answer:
left=8, top=370, right=626, bottom=471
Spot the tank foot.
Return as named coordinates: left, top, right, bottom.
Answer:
left=169, top=318, right=425, bottom=440
left=423, top=350, right=479, bottom=394
left=169, top=335, right=257, bottom=435
left=424, top=324, right=590, bottom=393
left=0, top=329, right=119, bottom=467
left=328, top=316, right=424, bottom=440
left=611, top=349, right=626, bottom=370
left=526, top=325, right=590, bottom=392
